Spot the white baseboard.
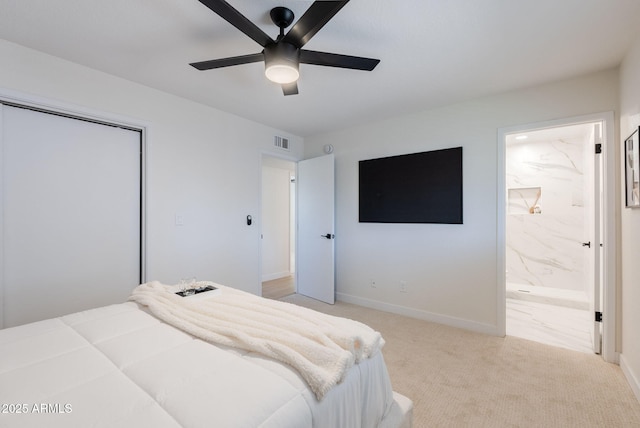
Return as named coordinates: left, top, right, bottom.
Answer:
left=336, top=292, right=499, bottom=336
left=262, top=271, right=291, bottom=282
left=620, top=353, right=640, bottom=403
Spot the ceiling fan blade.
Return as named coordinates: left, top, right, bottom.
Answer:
left=299, top=50, right=380, bottom=71
left=197, top=0, right=274, bottom=47
left=190, top=53, right=264, bottom=70
left=282, top=82, right=299, bottom=96
left=283, top=1, right=349, bottom=48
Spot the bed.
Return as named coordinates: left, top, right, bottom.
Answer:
left=0, top=281, right=412, bottom=427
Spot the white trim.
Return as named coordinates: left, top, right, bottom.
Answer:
left=601, top=111, right=617, bottom=364
left=0, top=86, right=148, bottom=131
left=496, top=125, right=507, bottom=337
left=621, top=354, right=640, bottom=403
left=0, top=88, right=150, bottom=324
left=0, top=105, right=4, bottom=329
left=337, top=292, right=499, bottom=336
left=497, top=112, right=617, bottom=362
left=259, top=149, right=300, bottom=164
left=140, top=127, right=149, bottom=285
left=262, top=271, right=293, bottom=282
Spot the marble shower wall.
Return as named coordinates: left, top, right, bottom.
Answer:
left=506, top=132, right=591, bottom=293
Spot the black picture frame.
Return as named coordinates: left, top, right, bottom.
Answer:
left=624, top=127, right=640, bottom=208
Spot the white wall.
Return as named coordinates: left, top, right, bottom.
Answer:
left=0, top=40, right=303, bottom=297
left=305, top=69, right=619, bottom=335
left=261, top=161, right=294, bottom=281
left=619, top=30, right=640, bottom=401
left=505, top=134, right=590, bottom=293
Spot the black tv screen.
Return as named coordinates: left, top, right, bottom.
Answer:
left=359, top=147, right=463, bottom=224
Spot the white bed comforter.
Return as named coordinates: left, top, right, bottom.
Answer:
left=129, top=281, right=385, bottom=400
left=0, top=296, right=401, bottom=427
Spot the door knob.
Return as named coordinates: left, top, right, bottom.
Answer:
left=321, top=234, right=335, bottom=239
left=582, top=241, right=591, bottom=248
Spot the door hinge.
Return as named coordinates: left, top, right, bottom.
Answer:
left=595, top=311, right=603, bottom=322
left=595, top=143, right=602, bottom=154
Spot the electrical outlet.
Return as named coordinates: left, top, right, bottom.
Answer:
left=399, top=281, right=407, bottom=293
left=370, top=279, right=377, bottom=288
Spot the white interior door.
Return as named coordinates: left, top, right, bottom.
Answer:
left=1, top=105, right=141, bottom=327
left=591, top=123, right=603, bottom=354
left=297, top=154, right=335, bottom=304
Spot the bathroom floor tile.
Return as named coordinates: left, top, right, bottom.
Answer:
left=506, top=298, right=593, bottom=354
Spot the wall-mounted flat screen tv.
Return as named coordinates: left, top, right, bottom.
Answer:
left=359, top=147, right=463, bottom=224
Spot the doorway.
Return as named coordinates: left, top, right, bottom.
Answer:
left=261, top=156, right=296, bottom=299
left=504, top=122, right=600, bottom=353
left=498, top=112, right=615, bottom=360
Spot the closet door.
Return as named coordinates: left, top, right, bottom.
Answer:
left=2, top=105, right=141, bottom=327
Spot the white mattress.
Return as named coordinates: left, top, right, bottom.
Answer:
left=0, top=302, right=412, bottom=427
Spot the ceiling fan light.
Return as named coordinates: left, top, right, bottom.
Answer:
left=265, top=63, right=299, bottom=84
left=264, top=42, right=300, bottom=84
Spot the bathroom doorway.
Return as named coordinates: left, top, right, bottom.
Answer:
left=504, top=122, right=600, bottom=353
left=498, top=112, right=615, bottom=359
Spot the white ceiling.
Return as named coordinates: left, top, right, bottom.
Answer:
left=1, top=0, right=639, bottom=137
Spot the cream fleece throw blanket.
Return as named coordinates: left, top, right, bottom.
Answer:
left=129, top=281, right=384, bottom=400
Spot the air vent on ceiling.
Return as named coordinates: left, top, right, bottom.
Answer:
left=274, top=136, right=290, bottom=150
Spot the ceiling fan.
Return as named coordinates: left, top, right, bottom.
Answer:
left=189, top=0, right=380, bottom=95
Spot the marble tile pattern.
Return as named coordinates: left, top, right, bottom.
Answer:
left=506, top=136, right=591, bottom=292
left=506, top=282, right=588, bottom=310
left=507, top=298, right=593, bottom=354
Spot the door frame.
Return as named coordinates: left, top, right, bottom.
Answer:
left=497, top=111, right=616, bottom=363
left=0, top=88, right=148, bottom=329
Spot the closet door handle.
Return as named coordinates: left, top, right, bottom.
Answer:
left=582, top=241, right=591, bottom=248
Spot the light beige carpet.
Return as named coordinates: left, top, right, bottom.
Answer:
left=281, top=294, right=640, bottom=427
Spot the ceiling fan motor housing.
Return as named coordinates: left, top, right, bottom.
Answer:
left=264, top=42, right=300, bottom=83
